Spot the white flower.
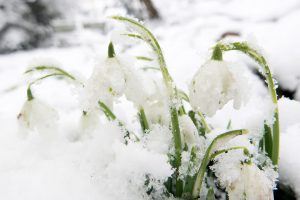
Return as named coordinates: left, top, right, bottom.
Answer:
left=227, top=163, right=274, bottom=200
left=211, top=147, right=274, bottom=200
left=79, top=110, right=100, bottom=134
left=123, top=65, right=147, bottom=107
left=141, top=78, right=170, bottom=125
left=189, top=60, right=249, bottom=117
left=179, top=115, right=198, bottom=147
left=81, top=55, right=131, bottom=112
left=125, top=68, right=170, bottom=125
left=18, top=98, right=59, bottom=134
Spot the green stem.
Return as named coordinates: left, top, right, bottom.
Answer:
left=111, top=16, right=173, bottom=93
left=171, top=106, right=182, bottom=169
left=25, top=66, right=76, bottom=80
left=98, top=101, right=140, bottom=143
left=26, top=85, right=34, bottom=101
left=26, top=72, right=76, bottom=102
left=169, top=105, right=184, bottom=195
left=111, top=16, right=210, bottom=139
left=112, top=15, right=185, bottom=174
left=192, top=129, right=248, bottom=198
left=211, top=45, right=223, bottom=61
left=138, top=107, right=149, bottom=133
left=108, top=41, right=116, bottom=58
left=197, top=112, right=211, bottom=133
left=216, top=42, right=280, bottom=166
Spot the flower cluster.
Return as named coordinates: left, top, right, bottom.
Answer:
left=17, top=16, right=280, bottom=200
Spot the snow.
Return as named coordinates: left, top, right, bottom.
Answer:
left=280, top=124, right=300, bottom=199
left=1, top=0, right=300, bottom=199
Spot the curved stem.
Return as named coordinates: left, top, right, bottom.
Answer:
left=216, top=42, right=280, bottom=166
left=111, top=16, right=173, bottom=92
left=192, top=129, right=248, bottom=198
left=25, top=66, right=76, bottom=80
left=26, top=73, right=75, bottom=101
left=197, top=112, right=211, bottom=133
left=112, top=16, right=184, bottom=174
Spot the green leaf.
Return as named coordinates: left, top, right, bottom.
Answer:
left=136, top=56, right=154, bottom=61
left=264, top=121, right=273, bottom=158
left=272, top=110, right=280, bottom=166
left=192, top=129, right=248, bottom=198
left=98, top=100, right=116, bottom=120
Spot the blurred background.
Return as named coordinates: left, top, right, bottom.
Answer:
left=1, top=0, right=300, bottom=100
left=0, top=0, right=299, bottom=199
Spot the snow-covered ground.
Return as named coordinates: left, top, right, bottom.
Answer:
left=1, top=0, right=300, bottom=199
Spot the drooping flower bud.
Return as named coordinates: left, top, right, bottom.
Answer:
left=189, top=60, right=249, bottom=117
left=227, top=163, right=274, bottom=200
left=18, top=98, right=59, bottom=135
left=80, top=51, right=131, bottom=112
left=179, top=115, right=198, bottom=148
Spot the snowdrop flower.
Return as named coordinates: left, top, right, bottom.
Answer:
left=141, top=79, right=170, bottom=125
left=189, top=60, right=248, bottom=117
left=79, top=110, right=100, bottom=134
left=227, top=163, right=274, bottom=200
left=212, top=148, right=274, bottom=200
left=125, top=67, right=170, bottom=125
left=123, top=65, right=147, bottom=106
left=18, top=98, right=59, bottom=135
left=179, top=115, right=198, bottom=148
left=81, top=47, right=132, bottom=112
